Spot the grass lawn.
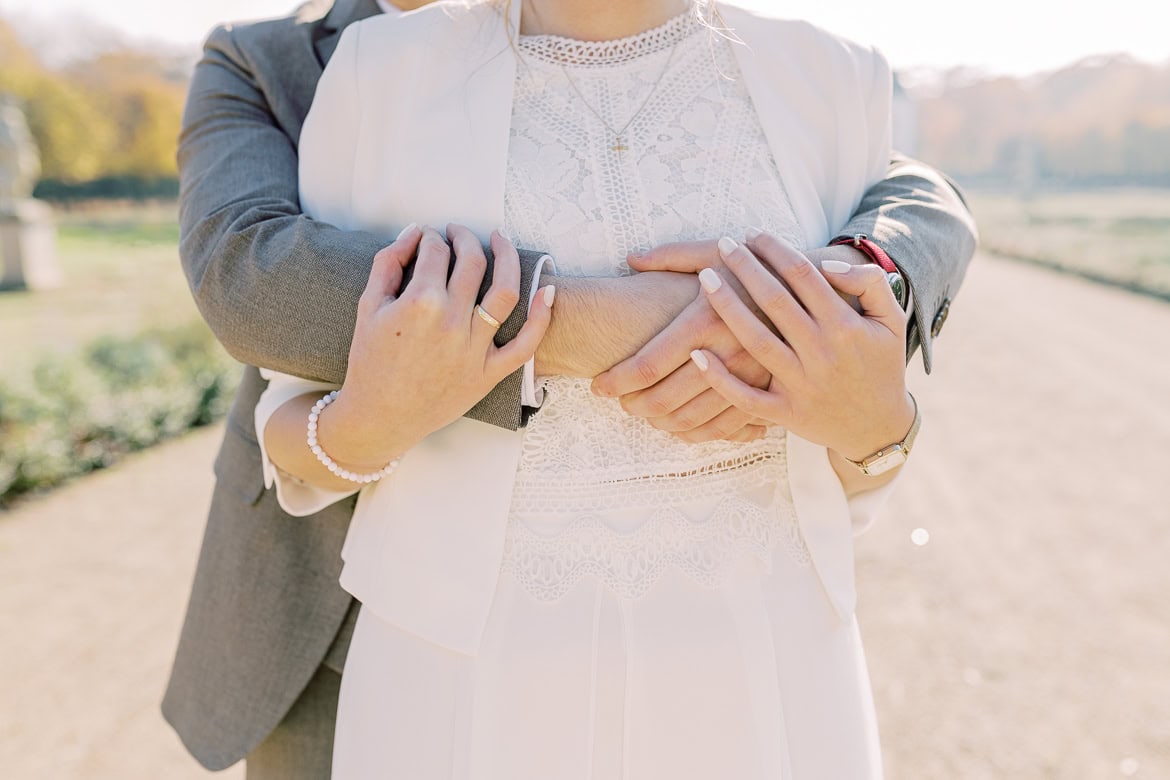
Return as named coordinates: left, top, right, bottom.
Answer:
left=967, top=188, right=1170, bottom=299
left=0, top=203, right=201, bottom=378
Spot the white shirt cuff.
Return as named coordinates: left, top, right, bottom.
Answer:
left=255, top=368, right=359, bottom=517
left=520, top=254, right=555, bottom=409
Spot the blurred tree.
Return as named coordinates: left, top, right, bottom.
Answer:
left=67, top=51, right=184, bottom=178
left=912, top=56, right=1170, bottom=187
left=0, top=17, right=182, bottom=189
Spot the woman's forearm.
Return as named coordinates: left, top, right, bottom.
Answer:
left=262, top=392, right=412, bottom=492
left=829, top=450, right=903, bottom=498
left=827, top=391, right=917, bottom=498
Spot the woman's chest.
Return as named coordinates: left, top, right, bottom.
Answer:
left=502, top=41, right=804, bottom=277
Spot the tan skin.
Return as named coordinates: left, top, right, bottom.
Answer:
left=265, top=1, right=915, bottom=497
left=686, top=233, right=915, bottom=495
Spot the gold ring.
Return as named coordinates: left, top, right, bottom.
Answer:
left=474, top=304, right=503, bottom=330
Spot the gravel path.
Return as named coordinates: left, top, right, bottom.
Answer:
left=0, top=425, right=241, bottom=779
left=1, top=253, right=1166, bottom=778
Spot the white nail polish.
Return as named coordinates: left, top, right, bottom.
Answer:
left=698, top=268, right=722, bottom=293
left=543, top=285, right=556, bottom=307
left=395, top=222, right=418, bottom=240
left=690, top=349, right=710, bottom=372
left=745, top=227, right=763, bottom=241
left=717, top=236, right=738, bottom=258
left=822, top=259, right=853, bottom=274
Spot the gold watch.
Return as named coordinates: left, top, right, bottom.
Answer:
left=845, top=393, right=921, bottom=476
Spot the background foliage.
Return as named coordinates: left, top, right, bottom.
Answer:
left=0, top=206, right=239, bottom=507
left=0, top=325, right=239, bottom=507
left=4, top=15, right=1170, bottom=195
left=0, top=18, right=185, bottom=191
left=912, top=56, right=1170, bottom=188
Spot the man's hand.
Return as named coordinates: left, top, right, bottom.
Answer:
left=589, top=237, right=880, bottom=443
left=589, top=239, right=774, bottom=444
left=589, top=290, right=772, bottom=444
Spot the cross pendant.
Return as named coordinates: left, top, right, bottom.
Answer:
left=612, top=137, right=629, bottom=153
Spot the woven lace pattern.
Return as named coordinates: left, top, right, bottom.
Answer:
left=502, top=14, right=811, bottom=604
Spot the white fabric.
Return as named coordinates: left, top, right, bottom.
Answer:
left=259, top=3, right=902, bottom=774
left=336, top=555, right=882, bottom=780
left=372, top=0, right=401, bottom=17
left=285, top=2, right=896, bottom=650
left=520, top=254, right=554, bottom=407
left=502, top=15, right=811, bottom=612
left=254, top=370, right=351, bottom=516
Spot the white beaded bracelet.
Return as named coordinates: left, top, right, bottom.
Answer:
left=307, top=390, right=400, bottom=485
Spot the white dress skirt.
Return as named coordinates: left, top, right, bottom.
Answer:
left=273, top=13, right=886, bottom=779
left=334, top=519, right=882, bottom=780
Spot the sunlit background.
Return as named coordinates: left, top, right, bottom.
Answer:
left=1, top=1, right=1167, bottom=778
left=4, top=0, right=1169, bottom=74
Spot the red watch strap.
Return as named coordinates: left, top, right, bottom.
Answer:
left=830, top=234, right=898, bottom=275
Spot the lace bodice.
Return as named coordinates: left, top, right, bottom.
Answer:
left=501, top=13, right=810, bottom=602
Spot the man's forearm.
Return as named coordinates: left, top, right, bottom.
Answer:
left=836, top=153, right=978, bottom=371
left=179, top=26, right=542, bottom=431
left=534, top=272, right=699, bottom=378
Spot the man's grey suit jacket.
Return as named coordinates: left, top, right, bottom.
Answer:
left=162, top=0, right=978, bottom=771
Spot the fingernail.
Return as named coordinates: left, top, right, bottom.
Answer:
left=717, top=236, right=738, bottom=258
left=690, top=349, right=709, bottom=372
left=822, top=259, right=853, bottom=274
left=627, top=252, right=643, bottom=264
left=543, top=285, right=556, bottom=307
left=698, top=267, right=722, bottom=293
left=745, top=227, right=763, bottom=241
left=395, top=222, right=418, bottom=240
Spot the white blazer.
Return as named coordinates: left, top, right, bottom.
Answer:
left=270, top=0, right=895, bottom=657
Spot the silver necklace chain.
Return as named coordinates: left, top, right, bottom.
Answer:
left=559, top=39, right=683, bottom=154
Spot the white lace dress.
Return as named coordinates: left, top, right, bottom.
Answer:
left=329, top=15, right=882, bottom=780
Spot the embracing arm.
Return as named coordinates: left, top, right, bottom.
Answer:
left=259, top=226, right=552, bottom=508
left=178, top=25, right=541, bottom=430
left=834, top=153, right=979, bottom=371
left=533, top=272, right=700, bottom=379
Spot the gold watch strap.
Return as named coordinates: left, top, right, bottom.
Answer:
left=849, top=392, right=921, bottom=475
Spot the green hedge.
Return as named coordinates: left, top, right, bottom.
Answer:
left=0, top=324, right=239, bottom=508
left=33, top=176, right=180, bottom=203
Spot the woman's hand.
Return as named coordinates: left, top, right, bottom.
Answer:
left=319, top=224, right=554, bottom=469
left=688, top=231, right=915, bottom=466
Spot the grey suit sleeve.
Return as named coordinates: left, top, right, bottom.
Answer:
left=834, top=153, right=979, bottom=374
left=178, top=26, right=536, bottom=431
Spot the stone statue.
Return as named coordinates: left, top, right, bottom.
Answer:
left=0, top=97, right=41, bottom=203
left=0, top=95, right=60, bottom=291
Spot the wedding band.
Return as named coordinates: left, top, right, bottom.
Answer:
left=474, top=304, right=503, bottom=330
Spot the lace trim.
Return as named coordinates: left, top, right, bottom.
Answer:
left=502, top=496, right=811, bottom=603
left=499, top=12, right=814, bottom=605
left=510, top=452, right=792, bottom=515
left=518, top=11, right=700, bottom=68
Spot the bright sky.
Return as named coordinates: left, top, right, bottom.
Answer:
left=2, top=0, right=1167, bottom=75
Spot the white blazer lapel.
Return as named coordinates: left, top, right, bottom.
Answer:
left=349, top=2, right=519, bottom=243
left=334, top=2, right=527, bottom=655
left=722, top=7, right=834, bottom=250
left=722, top=5, right=893, bottom=621
left=722, top=5, right=889, bottom=249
